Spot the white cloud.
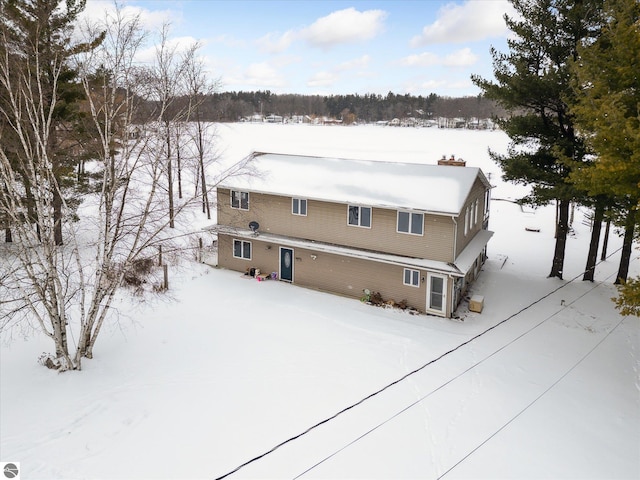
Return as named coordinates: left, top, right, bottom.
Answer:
left=336, top=55, right=371, bottom=72
left=135, top=35, right=200, bottom=65
left=80, top=1, right=177, bottom=32
left=255, top=8, right=386, bottom=56
left=399, top=48, right=477, bottom=68
left=443, top=47, right=478, bottom=67
left=307, top=71, right=338, bottom=88
left=420, top=79, right=448, bottom=90
left=211, top=34, right=246, bottom=49
left=257, top=31, right=296, bottom=54
left=243, top=62, right=285, bottom=88
left=271, top=55, right=302, bottom=68
left=399, top=52, right=440, bottom=67
left=410, top=0, right=513, bottom=46
left=301, top=8, right=387, bottom=48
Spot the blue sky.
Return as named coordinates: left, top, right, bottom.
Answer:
left=83, top=0, right=515, bottom=97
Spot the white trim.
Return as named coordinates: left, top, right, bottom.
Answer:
left=347, top=205, right=372, bottom=228
left=213, top=227, right=471, bottom=276
left=232, top=238, right=252, bottom=260
left=426, top=272, right=447, bottom=314
left=396, top=210, right=424, bottom=236
left=474, top=198, right=479, bottom=226
left=292, top=197, right=307, bottom=216
left=230, top=190, right=249, bottom=210
left=403, top=268, right=420, bottom=287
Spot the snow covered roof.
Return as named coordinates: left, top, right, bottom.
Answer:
left=220, top=152, right=488, bottom=216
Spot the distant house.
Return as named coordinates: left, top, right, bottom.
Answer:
left=246, top=113, right=263, bottom=123
left=212, top=152, right=492, bottom=318
left=265, top=114, right=283, bottom=123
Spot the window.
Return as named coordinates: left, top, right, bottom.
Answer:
left=464, top=205, right=470, bottom=235
left=233, top=239, right=251, bottom=259
left=474, top=199, right=479, bottom=225
left=403, top=268, right=420, bottom=287
left=292, top=198, right=307, bottom=216
left=348, top=205, right=371, bottom=228
left=231, top=190, right=249, bottom=210
left=484, top=190, right=491, bottom=219
left=397, top=211, right=424, bottom=235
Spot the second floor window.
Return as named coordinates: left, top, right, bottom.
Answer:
left=233, top=239, right=251, bottom=259
left=292, top=198, right=307, bottom=216
left=348, top=205, right=371, bottom=228
left=397, top=211, right=424, bottom=235
left=231, top=190, right=249, bottom=210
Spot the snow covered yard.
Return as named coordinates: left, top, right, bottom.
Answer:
left=1, top=124, right=638, bottom=479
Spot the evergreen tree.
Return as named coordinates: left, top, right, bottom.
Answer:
left=472, top=0, right=603, bottom=279
left=568, top=0, right=640, bottom=285
left=0, top=0, right=91, bottom=245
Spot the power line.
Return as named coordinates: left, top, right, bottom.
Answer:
left=438, top=313, right=628, bottom=478
left=293, top=270, right=617, bottom=478
left=213, top=246, right=624, bottom=480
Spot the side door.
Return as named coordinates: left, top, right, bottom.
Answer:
left=427, top=273, right=447, bottom=315
left=280, top=247, right=294, bottom=282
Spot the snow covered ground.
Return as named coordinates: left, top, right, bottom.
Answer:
left=1, top=123, right=638, bottom=479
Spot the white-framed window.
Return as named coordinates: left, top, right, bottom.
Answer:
left=231, top=190, right=249, bottom=210
left=464, top=205, right=470, bottom=235
left=403, top=268, right=420, bottom=287
left=233, top=239, right=251, bottom=259
left=397, top=211, right=424, bottom=235
left=348, top=205, right=371, bottom=228
left=484, top=189, right=491, bottom=219
left=474, top=199, right=479, bottom=225
left=292, top=198, right=307, bottom=216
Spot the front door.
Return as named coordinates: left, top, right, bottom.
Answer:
left=280, top=247, right=294, bottom=282
left=427, top=273, right=447, bottom=315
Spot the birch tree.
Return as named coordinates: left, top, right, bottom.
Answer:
left=183, top=44, right=221, bottom=220
left=0, top=3, right=257, bottom=370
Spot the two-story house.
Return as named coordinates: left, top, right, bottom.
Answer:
left=213, top=152, right=492, bottom=318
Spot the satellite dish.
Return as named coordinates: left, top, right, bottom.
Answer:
left=249, top=221, right=260, bottom=233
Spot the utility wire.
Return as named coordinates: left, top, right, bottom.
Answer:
left=293, top=270, right=617, bottom=478
left=438, top=313, right=628, bottom=478
left=214, top=246, right=623, bottom=480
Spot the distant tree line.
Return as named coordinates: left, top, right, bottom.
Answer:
left=167, top=90, right=508, bottom=123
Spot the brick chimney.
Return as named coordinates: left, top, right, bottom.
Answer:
left=437, top=154, right=466, bottom=167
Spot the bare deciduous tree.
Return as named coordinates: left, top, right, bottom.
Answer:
left=182, top=44, right=221, bottom=220
left=1, top=3, right=257, bottom=371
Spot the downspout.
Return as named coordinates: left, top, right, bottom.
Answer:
left=450, top=216, right=458, bottom=318
left=452, top=216, right=458, bottom=262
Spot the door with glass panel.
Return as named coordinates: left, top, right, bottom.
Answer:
left=427, top=273, right=446, bottom=314
left=280, top=247, right=294, bottom=282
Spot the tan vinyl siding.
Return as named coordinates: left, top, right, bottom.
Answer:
left=217, top=233, right=432, bottom=313
left=217, top=189, right=456, bottom=262
left=454, top=178, right=490, bottom=257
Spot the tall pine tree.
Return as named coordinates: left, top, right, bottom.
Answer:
left=472, top=0, right=603, bottom=279
left=0, top=0, right=89, bottom=245
left=569, top=0, right=639, bottom=285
